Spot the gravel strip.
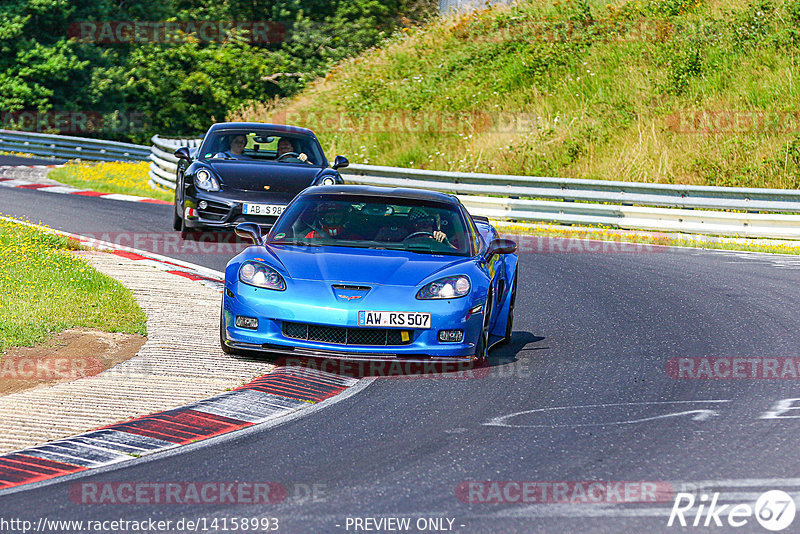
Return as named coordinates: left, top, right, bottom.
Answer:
left=0, top=251, right=273, bottom=453
left=0, top=165, right=62, bottom=184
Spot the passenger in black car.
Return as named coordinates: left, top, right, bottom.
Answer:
left=214, top=134, right=251, bottom=160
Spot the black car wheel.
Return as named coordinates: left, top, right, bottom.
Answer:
left=178, top=205, right=193, bottom=239
left=172, top=182, right=183, bottom=231
left=500, top=265, right=518, bottom=345
left=172, top=204, right=182, bottom=231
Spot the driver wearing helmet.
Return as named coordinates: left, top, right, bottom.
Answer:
left=406, top=207, right=451, bottom=245
left=305, top=202, right=360, bottom=239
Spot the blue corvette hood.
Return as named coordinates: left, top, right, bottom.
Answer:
left=268, top=245, right=469, bottom=286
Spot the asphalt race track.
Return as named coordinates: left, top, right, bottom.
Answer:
left=0, top=185, right=242, bottom=272
left=2, top=168, right=800, bottom=533
left=0, top=154, right=65, bottom=166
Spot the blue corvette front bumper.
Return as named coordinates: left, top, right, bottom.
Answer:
left=222, top=278, right=486, bottom=362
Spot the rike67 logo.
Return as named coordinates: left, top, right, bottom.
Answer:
left=668, top=490, right=796, bottom=531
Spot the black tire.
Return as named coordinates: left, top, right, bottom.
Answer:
left=179, top=213, right=189, bottom=240
left=172, top=183, right=182, bottom=231
left=220, top=307, right=239, bottom=356
left=175, top=185, right=193, bottom=239
left=172, top=204, right=182, bottom=231
left=475, top=290, right=492, bottom=365
left=500, top=265, right=518, bottom=346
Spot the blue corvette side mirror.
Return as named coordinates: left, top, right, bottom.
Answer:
left=483, top=238, right=516, bottom=261
left=332, top=155, right=349, bottom=170
left=235, top=222, right=263, bottom=246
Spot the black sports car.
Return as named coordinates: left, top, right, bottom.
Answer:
left=172, top=122, right=349, bottom=236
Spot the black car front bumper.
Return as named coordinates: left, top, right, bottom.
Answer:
left=183, top=190, right=295, bottom=230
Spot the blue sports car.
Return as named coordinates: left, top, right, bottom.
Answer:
left=220, top=185, right=517, bottom=365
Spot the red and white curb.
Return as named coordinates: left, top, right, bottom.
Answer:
left=0, top=176, right=171, bottom=205
left=0, top=218, right=366, bottom=492
left=0, top=367, right=358, bottom=491
left=100, top=249, right=224, bottom=292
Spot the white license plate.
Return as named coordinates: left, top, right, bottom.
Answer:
left=243, top=203, right=285, bottom=216
left=358, top=311, right=431, bottom=329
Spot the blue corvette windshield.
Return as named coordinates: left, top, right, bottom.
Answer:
left=269, top=195, right=472, bottom=256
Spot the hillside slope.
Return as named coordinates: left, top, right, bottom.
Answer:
left=234, top=0, right=800, bottom=188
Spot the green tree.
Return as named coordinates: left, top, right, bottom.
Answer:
left=0, top=0, right=436, bottom=142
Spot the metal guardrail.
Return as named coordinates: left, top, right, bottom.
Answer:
left=343, top=165, right=800, bottom=239
left=150, top=135, right=800, bottom=239
left=0, top=130, right=150, bottom=162
left=148, top=135, right=202, bottom=191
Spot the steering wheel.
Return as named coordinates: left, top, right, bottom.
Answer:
left=277, top=152, right=300, bottom=161
left=403, top=231, right=434, bottom=241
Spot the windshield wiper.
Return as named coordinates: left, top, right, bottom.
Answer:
left=334, top=243, right=375, bottom=249
left=270, top=240, right=322, bottom=247
left=404, top=245, right=435, bottom=254
left=404, top=244, right=464, bottom=256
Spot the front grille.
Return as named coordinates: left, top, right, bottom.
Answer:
left=282, top=322, right=412, bottom=346
left=198, top=200, right=229, bottom=221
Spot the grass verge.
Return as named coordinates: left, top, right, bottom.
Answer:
left=0, top=216, right=147, bottom=355
left=49, top=161, right=172, bottom=202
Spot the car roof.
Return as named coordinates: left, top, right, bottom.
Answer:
left=207, top=122, right=316, bottom=137
left=298, top=185, right=459, bottom=204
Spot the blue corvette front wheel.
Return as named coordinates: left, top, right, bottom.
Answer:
left=475, top=289, right=492, bottom=365
left=220, top=305, right=240, bottom=356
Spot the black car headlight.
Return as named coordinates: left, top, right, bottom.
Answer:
left=416, top=275, right=470, bottom=300
left=195, top=169, right=220, bottom=192
left=239, top=261, right=285, bottom=291
left=316, top=175, right=337, bottom=186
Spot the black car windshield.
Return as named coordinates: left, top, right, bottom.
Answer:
left=199, top=129, right=326, bottom=166
left=269, top=195, right=472, bottom=256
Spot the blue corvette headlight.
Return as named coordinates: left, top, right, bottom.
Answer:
left=416, top=275, right=470, bottom=300
left=195, top=169, right=220, bottom=191
left=239, top=261, right=285, bottom=291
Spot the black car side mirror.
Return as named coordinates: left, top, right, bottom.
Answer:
left=332, top=155, right=349, bottom=170
left=483, top=238, right=517, bottom=261
left=235, top=222, right=263, bottom=246
left=174, top=147, right=192, bottom=160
